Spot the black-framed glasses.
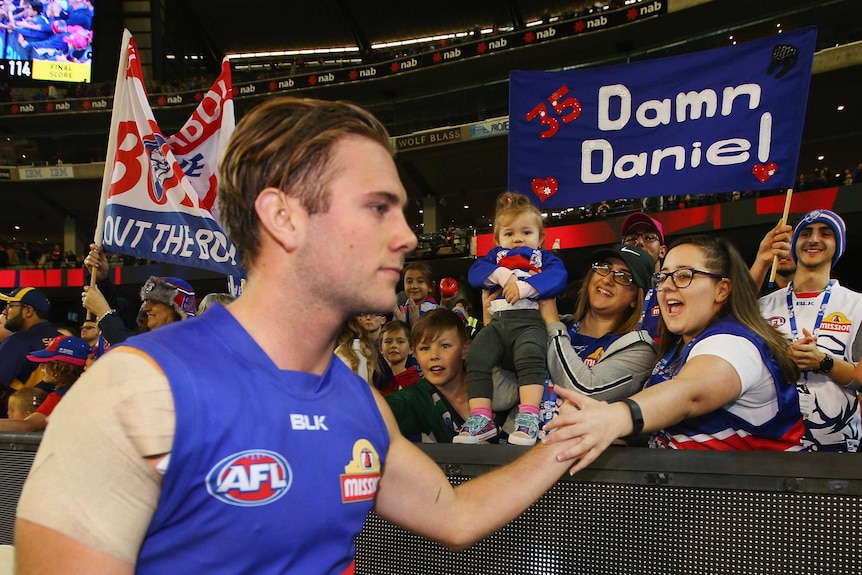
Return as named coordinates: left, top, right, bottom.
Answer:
left=651, top=268, right=726, bottom=290
left=591, top=263, right=635, bottom=287
left=622, top=232, right=661, bottom=245
left=3, top=302, right=25, bottom=311
left=358, top=312, right=387, bottom=318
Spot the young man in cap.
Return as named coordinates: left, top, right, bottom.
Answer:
left=16, top=97, right=584, bottom=574
left=621, top=212, right=795, bottom=339
left=0, top=287, right=60, bottom=413
left=759, top=209, right=862, bottom=452
left=620, top=212, right=667, bottom=340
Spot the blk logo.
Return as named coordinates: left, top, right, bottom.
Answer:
left=290, top=414, right=329, bottom=431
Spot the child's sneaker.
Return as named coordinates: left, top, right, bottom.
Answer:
left=508, top=412, right=540, bottom=446
left=453, top=414, right=498, bottom=444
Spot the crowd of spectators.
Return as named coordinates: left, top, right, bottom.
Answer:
left=0, top=241, right=79, bottom=269
left=0, top=240, right=161, bottom=270
left=2, top=92, right=860, bottom=574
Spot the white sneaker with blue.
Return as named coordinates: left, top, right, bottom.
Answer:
left=508, top=412, right=540, bottom=446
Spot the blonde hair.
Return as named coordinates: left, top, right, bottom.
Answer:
left=335, top=316, right=379, bottom=383
left=197, top=292, right=236, bottom=315
left=8, top=387, right=48, bottom=416
left=492, top=191, right=545, bottom=246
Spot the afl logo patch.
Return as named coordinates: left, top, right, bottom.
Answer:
left=206, top=449, right=292, bottom=507
left=767, top=316, right=786, bottom=328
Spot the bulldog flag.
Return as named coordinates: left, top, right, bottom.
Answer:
left=509, top=27, right=817, bottom=209
left=95, top=30, right=242, bottom=276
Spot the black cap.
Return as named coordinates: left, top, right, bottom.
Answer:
left=590, top=244, right=655, bottom=290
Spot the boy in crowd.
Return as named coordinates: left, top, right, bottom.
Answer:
left=378, top=320, right=421, bottom=395
left=7, top=387, right=48, bottom=420
left=386, top=309, right=509, bottom=442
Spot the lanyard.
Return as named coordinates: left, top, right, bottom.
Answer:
left=786, top=279, right=834, bottom=341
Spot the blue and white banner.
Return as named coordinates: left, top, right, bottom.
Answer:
left=509, top=27, right=817, bottom=208
left=97, top=32, right=242, bottom=276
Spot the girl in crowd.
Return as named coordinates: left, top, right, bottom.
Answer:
left=545, top=235, right=804, bottom=468
left=394, top=262, right=439, bottom=328
left=455, top=191, right=568, bottom=446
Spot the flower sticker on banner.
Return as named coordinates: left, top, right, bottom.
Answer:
left=752, top=162, right=778, bottom=183
left=531, top=177, right=559, bottom=202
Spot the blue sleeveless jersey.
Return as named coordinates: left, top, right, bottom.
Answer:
left=130, top=304, right=389, bottom=574
left=646, top=316, right=804, bottom=450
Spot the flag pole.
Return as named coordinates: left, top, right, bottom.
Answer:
left=87, top=29, right=132, bottom=317
left=767, top=188, right=794, bottom=288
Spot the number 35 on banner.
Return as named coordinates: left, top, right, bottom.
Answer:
left=524, top=85, right=582, bottom=139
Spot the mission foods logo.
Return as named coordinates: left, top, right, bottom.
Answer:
left=206, top=449, right=292, bottom=507
left=820, top=312, right=852, bottom=333
left=340, top=439, right=381, bottom=503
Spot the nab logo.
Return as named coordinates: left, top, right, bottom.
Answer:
left=206, top=449, right=292, bottom=507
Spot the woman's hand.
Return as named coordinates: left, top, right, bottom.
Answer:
left=481, top=288, right=500, bottom=325
left=542, top=386, right=631, bottom=474
left=81, top=284, right=111, bottom=318
left=84, top=243, right=109, bottom=282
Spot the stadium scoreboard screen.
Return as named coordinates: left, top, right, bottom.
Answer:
left=1, top=0, right=94, bottom=84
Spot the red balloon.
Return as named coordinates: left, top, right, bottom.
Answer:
left=440, top=277, right=458, bottom=298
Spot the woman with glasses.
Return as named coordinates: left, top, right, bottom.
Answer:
left=545, top=244, right=657, bottom=400
left=493, top=244, right=657, bottom=412
left=545, top=236, right=804, bottom=468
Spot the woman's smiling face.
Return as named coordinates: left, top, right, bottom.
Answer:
left=657, top=243, right=729, bottom=344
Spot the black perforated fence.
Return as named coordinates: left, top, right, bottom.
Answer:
left=2, top=435, right=860, bottom=573
left=356, top=445, right=862, bottom=575
left=0, top=434, right=40, bottom=545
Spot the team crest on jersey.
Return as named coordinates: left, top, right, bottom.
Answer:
left=206, top=449, right=292, bottom=507
left=820, top=312, right=852, bottom=333
left=767, top=316, right=786, bottom=328
left=529, top=250, right=542, bottom=269
left=340, top=439, right=381, bottom=504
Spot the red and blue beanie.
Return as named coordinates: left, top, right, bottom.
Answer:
left=790, top=209, right=846, bottom=265
left=140, top=276, right=196, bottom=319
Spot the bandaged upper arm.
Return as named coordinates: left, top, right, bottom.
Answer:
left=16, top=350, right=176, bottom=564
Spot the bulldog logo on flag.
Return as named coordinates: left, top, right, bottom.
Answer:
left=97, top=32, right=242, bottom=277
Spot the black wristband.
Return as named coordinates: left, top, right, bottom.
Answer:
left=618, top=398, right=644, bottom=438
